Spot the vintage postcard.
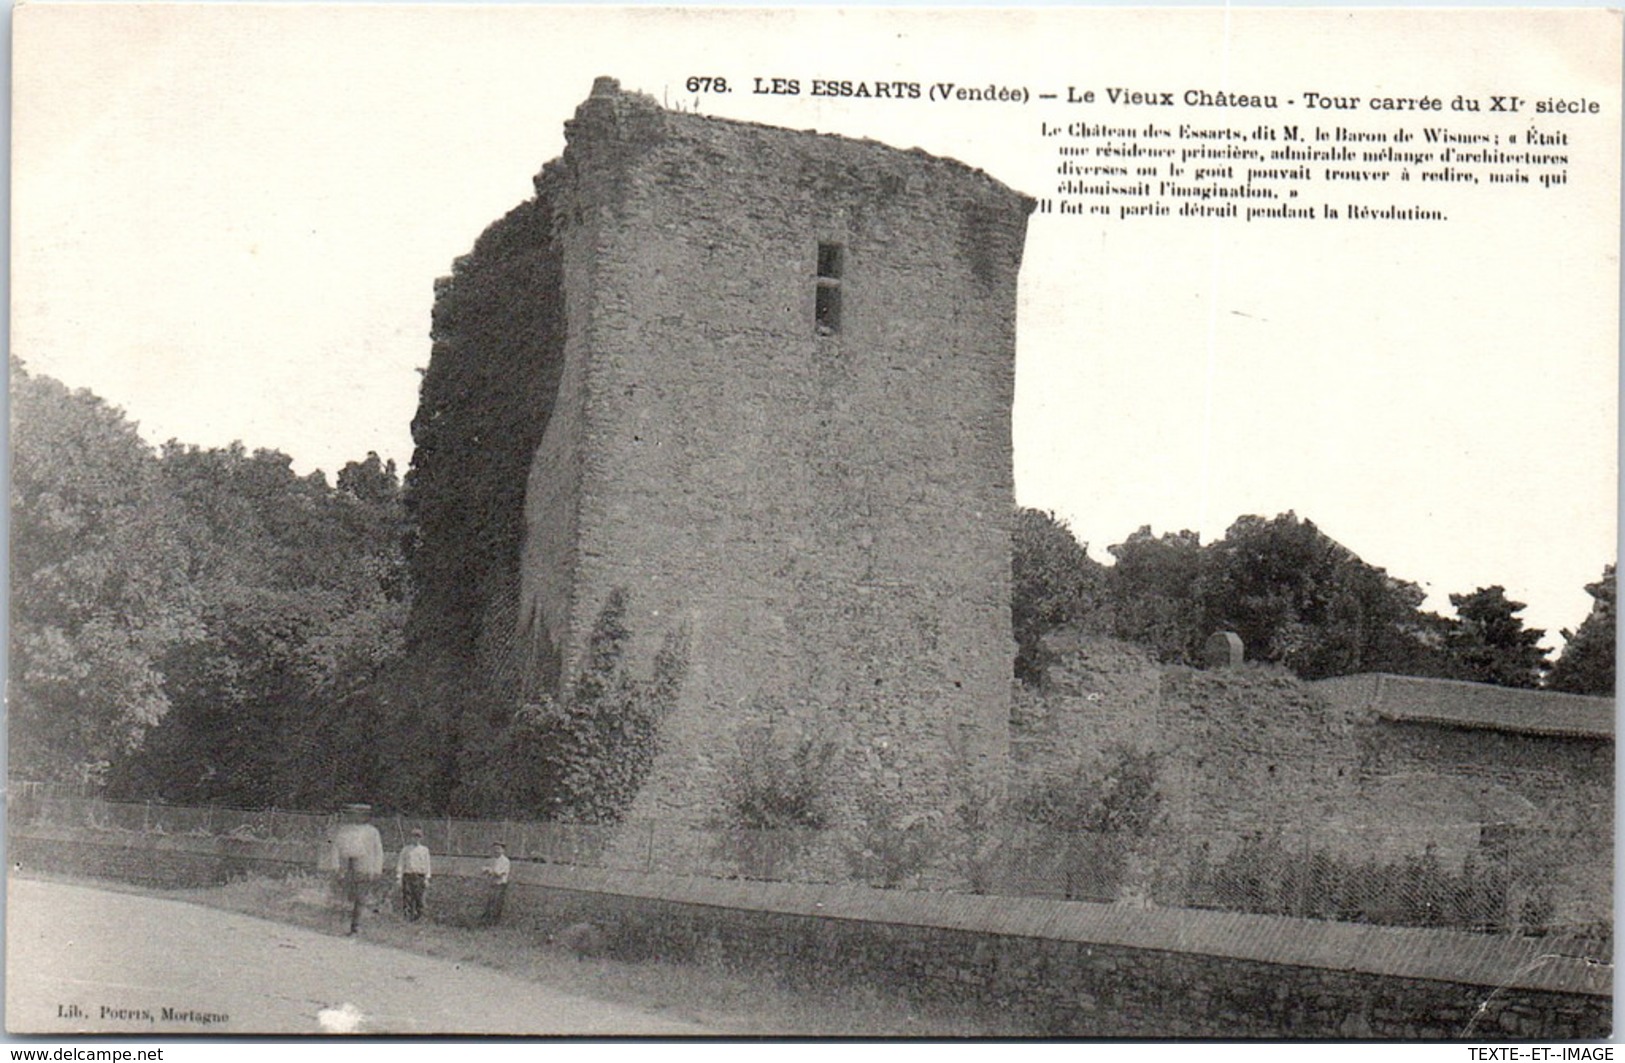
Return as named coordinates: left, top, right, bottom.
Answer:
left=8, top=4, right=1618, bottom=1042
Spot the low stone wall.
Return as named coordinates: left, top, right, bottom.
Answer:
left=466, top=864, right=1607, bottom=1039
left=13, top=827, right=1610, bottom=1039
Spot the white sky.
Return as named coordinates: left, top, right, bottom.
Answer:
left=12, top=5, right=1620, bottom=647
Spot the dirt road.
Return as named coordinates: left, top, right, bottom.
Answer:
left=6, top=877, right=712, bottom=1035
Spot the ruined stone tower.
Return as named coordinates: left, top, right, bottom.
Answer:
left=414, top=78, right=1033, bottom=828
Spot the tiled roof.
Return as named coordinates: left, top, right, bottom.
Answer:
left=1313, top=673, right=1613, bottom=739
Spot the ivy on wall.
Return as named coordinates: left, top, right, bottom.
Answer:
left=510, top=589, right=689, bottom=824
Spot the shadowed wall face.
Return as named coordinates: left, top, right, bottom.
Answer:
left=515, top=81, right=1033, bottom=826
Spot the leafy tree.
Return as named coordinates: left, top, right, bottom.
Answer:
left=1196, top=512, right=1444, bottom=680
left=108, top=444, right=409, bottom=807
left=337, top=451, right=400, bottom=507
left=1197, top=513, right=1358, bottom=676
left=1016, top=507, right=1464, bottom=682
left=1105, top=525, right=1207, bottom=663
left=9, top=360, right=201, bottom=782
left=1442, top=586, right=1550, bottom=689
left=1548, top=565, right=1615, bottom=695
left=1011, top=508, right=1105, bottom=684
left=1345, top=569, right=1453, bottom=679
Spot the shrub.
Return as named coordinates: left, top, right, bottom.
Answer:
left=950, top=772, right=1006, bottom=895
left=1180, top=834, right=1548, bottom=933
left=1014, top=745, right=1163, bottom=901
left=715, top=712, right=838, bottom=879
left=1018, top=746, right=1162, bottom=835
left=511, top=589, right=688, bottom=824
left=843, top=788, right=943, bottom=890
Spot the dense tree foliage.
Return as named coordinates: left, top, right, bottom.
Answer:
left=1105, top=526, right=1206, bottom=663
left=1011, top=508, right=1105, bottom=684
left=1548, top=565, right=1615, bottom=695
left=398, top=197, right=570, bottom=807
left=1441, top=586, right=1550, bottom=689
left=1013, top=507, right=1574, bottom=688
left=106, top=444, right=409, bottom=807
left=17, top=361, right=700, bottom=815
left=10, top=361, right=201, bottom=782
left=404, top=199, right=565, bottom=679
left=12, top=359, right=412, bottom=802
left=1197, top=513, right=1444, bottom=680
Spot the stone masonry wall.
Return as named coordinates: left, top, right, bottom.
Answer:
left=1018, top=633, right=1611, bottom=920
left=476, top=872, right=1609, bottom=1039
left=1158, top=666, right=1363, bottom=842
left=1358, top=720, right=1614, bottom=924
left=1015, top=633, right=1361, bottom=849
left=519, top=80, right=1032, bottom=836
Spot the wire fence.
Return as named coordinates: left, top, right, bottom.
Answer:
left=9, top=783, right=334, bottom=843
left=8, top=781, right=1609, bottom=958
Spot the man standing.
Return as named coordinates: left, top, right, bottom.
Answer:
left=481, top=841, right=511, bottom=926
left=396, top=827, right=432, bottom=922
left=323, top=804, right=384, bottom=936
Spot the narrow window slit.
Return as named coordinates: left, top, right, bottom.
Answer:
left=816, top=242, right=844, bottom=335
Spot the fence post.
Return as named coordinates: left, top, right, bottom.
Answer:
left=645, top=821, right=655, bottom=874
left=1299, top=834, right=1311, bottom=917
